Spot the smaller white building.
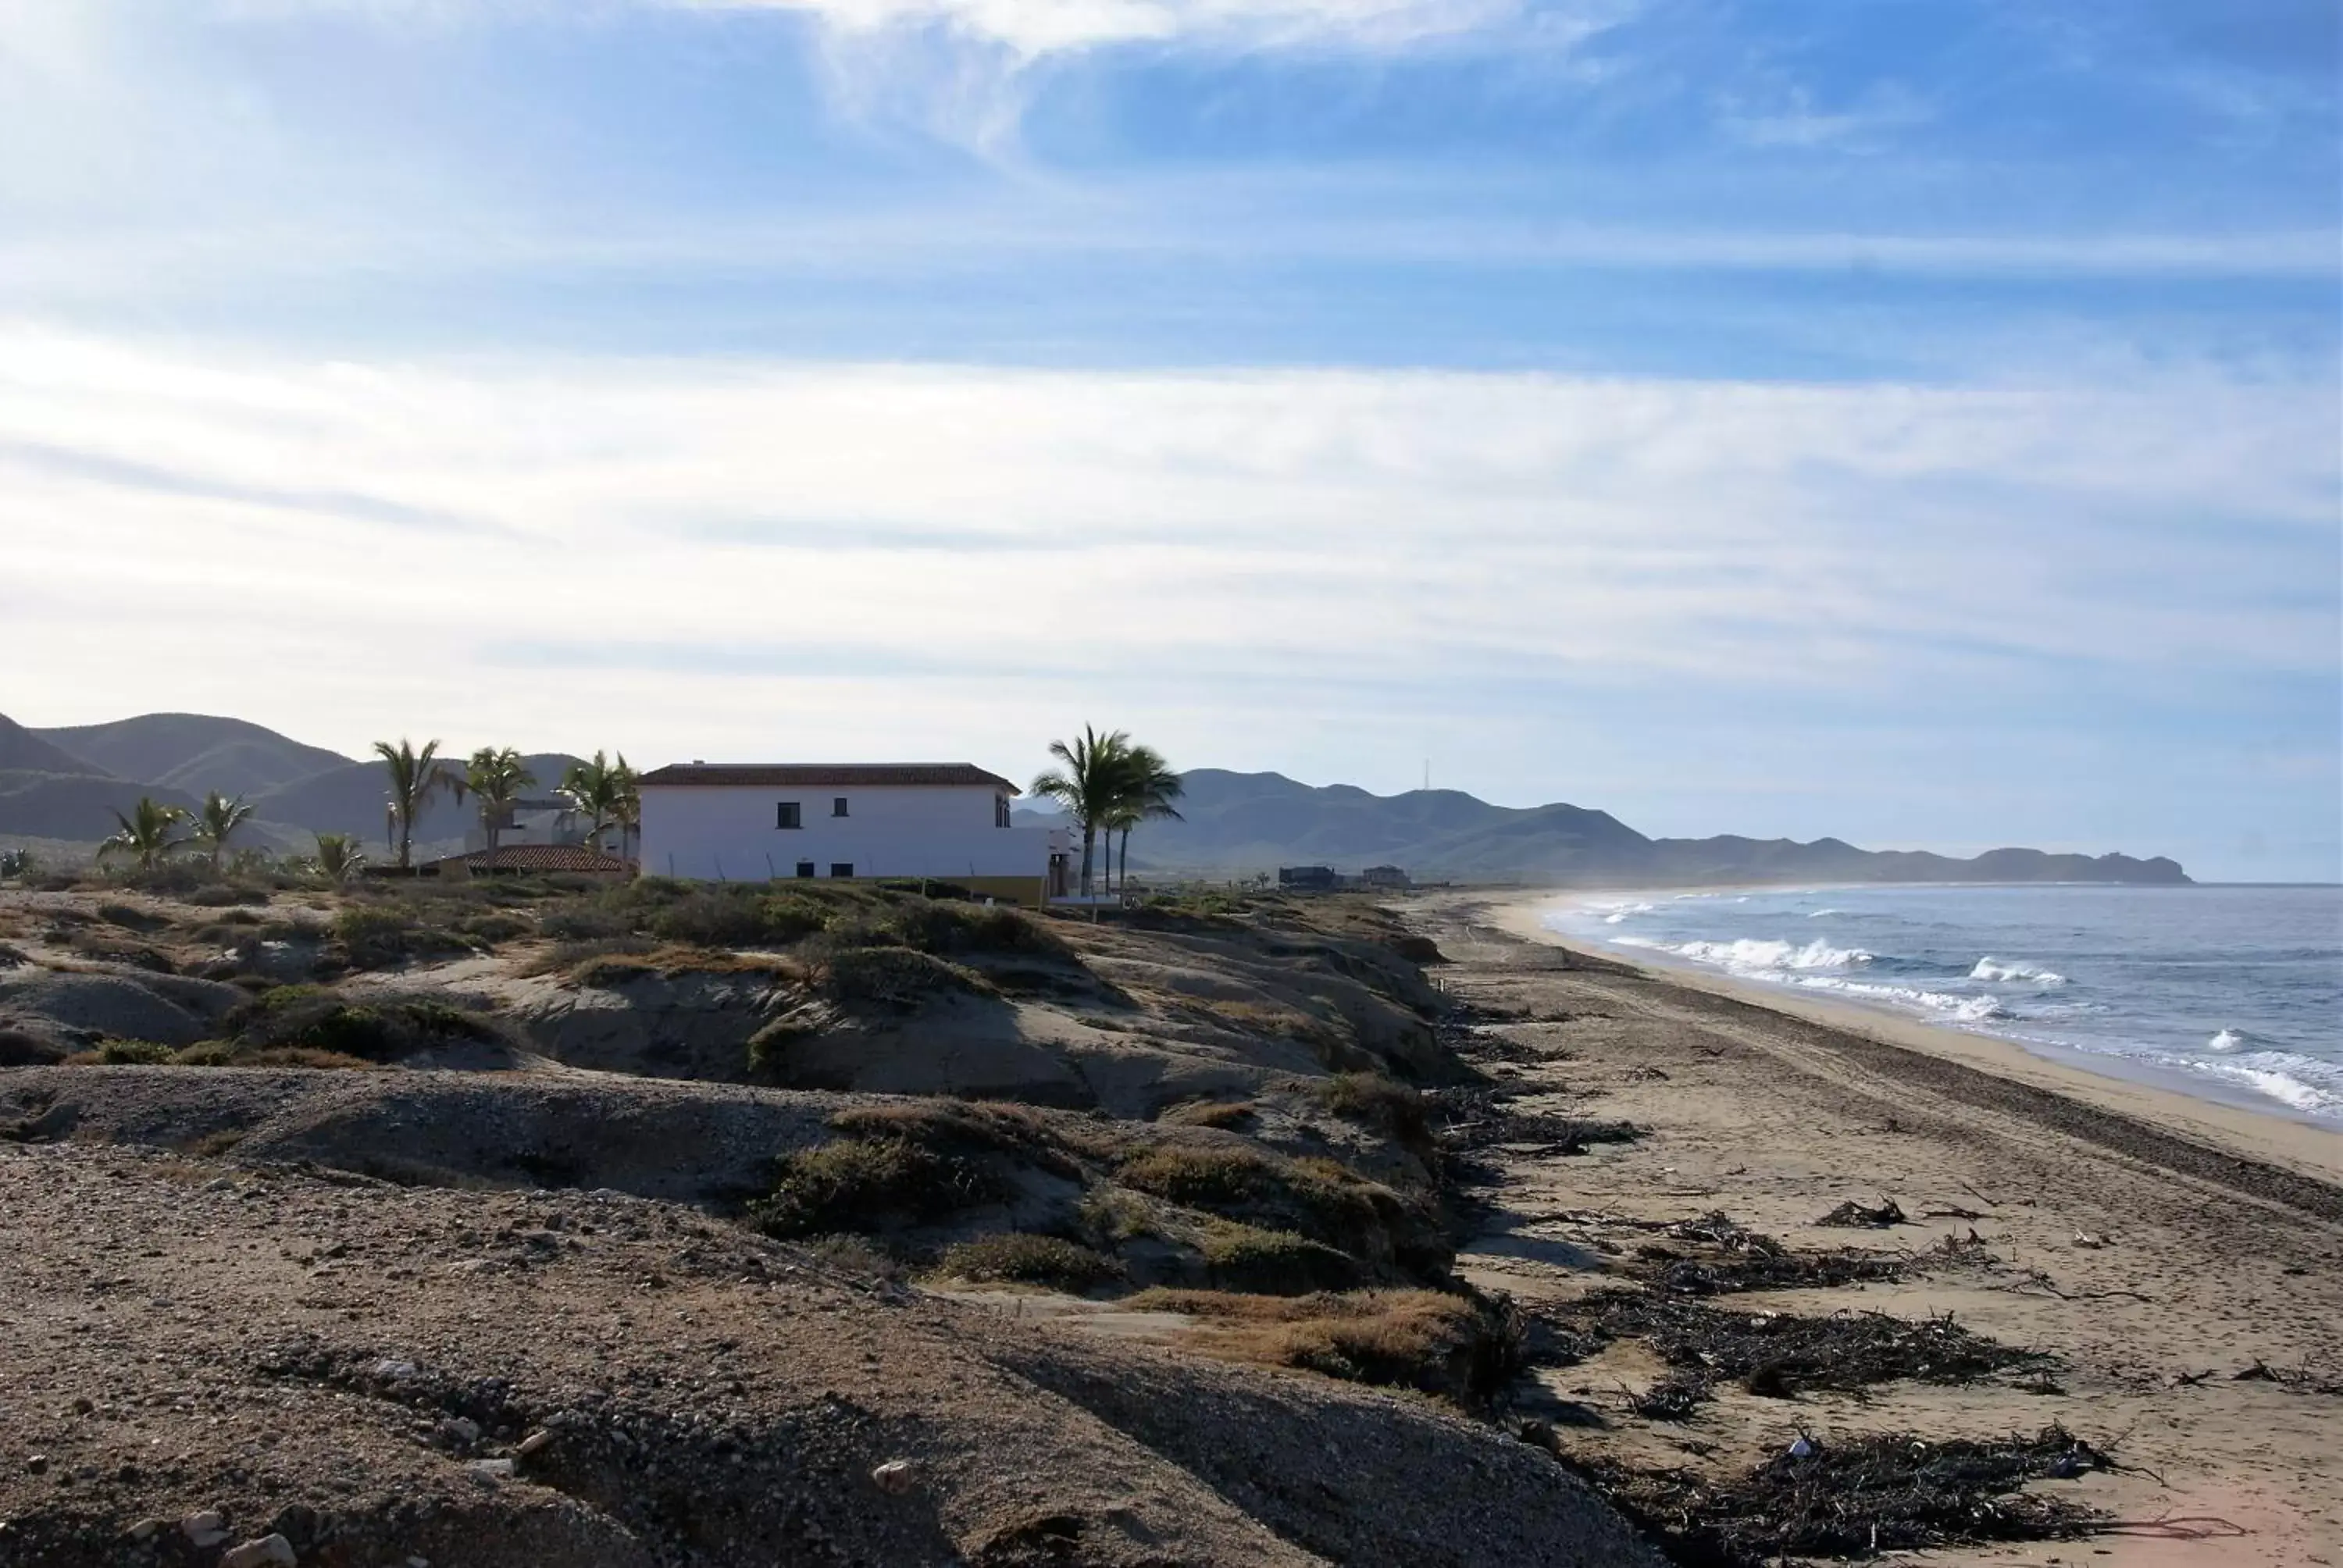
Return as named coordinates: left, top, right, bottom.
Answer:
left=635, top=762, right=1069, bottom=905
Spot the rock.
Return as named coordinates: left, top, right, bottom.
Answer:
left=516, top=1428, right=553, bottom=1459
left=220, top=1534, right=298, bottom=1568
left=871, top=1459, right=917, bottom=1495
left=468, top=1458, right=515, bottom=1482
left=23, top=1455, right=44, bottom=1475
left=182, top=1509, right=229, bottom=1548
left=127, top=1519, right=162, bottom=1542
left=373, top=1359, right=419, bottom=1383
left=443, top=1417, right=481, bottom=1445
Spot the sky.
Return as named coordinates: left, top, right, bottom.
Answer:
left=1, top=0, right=2337, bottom=881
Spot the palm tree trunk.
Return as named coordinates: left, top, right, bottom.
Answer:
left=1120, top=826, right=1131, bottom=896
left=1079, top=825, right=1095, bottom=898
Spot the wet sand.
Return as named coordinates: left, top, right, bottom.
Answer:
left=1408, top=891, right=2343, bottom=1566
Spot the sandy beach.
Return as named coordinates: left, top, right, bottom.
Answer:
left=1409, top=889, right=2343, bottom=1566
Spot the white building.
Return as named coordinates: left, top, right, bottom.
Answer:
left=635, top=762, right=1070, bottom=906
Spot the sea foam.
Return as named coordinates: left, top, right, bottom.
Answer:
left=1971, top=957, right=2067, bottom=986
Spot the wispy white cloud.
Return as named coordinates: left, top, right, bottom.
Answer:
left=1, top=326, right=2331, bottom=757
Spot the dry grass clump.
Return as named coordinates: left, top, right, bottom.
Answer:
left=1196, top=1223, right=1364, bottom=1295
left=66, top=1038, right=178, bottom=1066
left=569, top=944, right=798, bottom=988
left=1117, top=1143, right=1425, bottom=1269
left=929, top=1233, right=1125, bottom=1292
left=754, top=1138, right=1008, bottom=1238
left=170, top=1041, right=381, bottom=1071
left=1157, top=1099, right=1257, bottom=1130
left=1128, top=1288, right=1522, bottom=1404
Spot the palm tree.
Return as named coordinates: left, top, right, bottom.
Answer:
left=559, top=750, right=638, bottom=859
left=373, top=738, right=464, bottom=871
left=465, top=747, right=537, bottom=877
left=191, top=790, right=258, bottom=873
left=98, top=797, right=188, bottom=872
left=1029, top=725, right=1133, bottom=900
left=311, top=832, right=365, bottom=886
left=1107, top=744, right=1183, bottom=896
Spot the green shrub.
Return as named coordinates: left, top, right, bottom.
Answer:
left=754, top=1139, right=1007, bottom=1238
left=92, top=1038, right=177, bottom=1065
left=1313, top=1072, right=1433, bottom=1150
left=333, top=905, right=420, bottom=968
left=97, top=901, right=170, bottom=932
left=1117, top=1146, right=1285, bottom=1207
left=815, top=946, right=986, bottom=1009
left=538, top=906, right=634, bottom=942
left=230, top=986, right=502, bottom=1062
left=184, top=883, right=272, bottom=908
left=455, top=910, right=534, bottom=945
left=931, top=1234, right=1124, bottom=1291
left=172, top=1042, right=237, bottom=1066
left=1197, top=1224, right=1364, bottom=1295
left=828, top=1100, right=1075, bottom=1173
left=885, top=902, right=1071, bottom=960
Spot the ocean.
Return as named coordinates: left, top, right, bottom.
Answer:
left=1543, top=883, right=2343, bottom=1125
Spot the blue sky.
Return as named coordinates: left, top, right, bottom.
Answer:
left=1, top=0, right=2337, bottom=878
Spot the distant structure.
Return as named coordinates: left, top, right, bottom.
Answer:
left=635, top=762, right=1072, bottom=907
left=1358, top=865, right=1410, bottom=889
left=462, top=796, right=590, bottom=857
left=421, top=845, right=630, bottom=880
left=1277, top=865, right=1339, bottom=890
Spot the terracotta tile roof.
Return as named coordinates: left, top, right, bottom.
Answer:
left=428, top=845, right=632, bottom=873
left=636, top=763, right=1020, bottom=793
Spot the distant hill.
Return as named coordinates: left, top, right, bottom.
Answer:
left=1018, top=768, right=2189, bottom=886
left=0, top=711, right=581, bottom=860
left=36, top=713, right=352, bottom=800
left=0, top=714, right=104, bottom=777
left=3, top=711, right=2185, bottom=885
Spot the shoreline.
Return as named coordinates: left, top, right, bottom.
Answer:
left=1401, top=893, right=2343, bottom=1564
left=1484, top=886, right=2343, bottom=1184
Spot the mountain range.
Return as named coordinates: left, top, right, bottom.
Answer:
left=1020, top=769, right=2189, bottom=885
left=0, top=711, right=576, bottom=858
left=0, top=711, right=2188, bottom=884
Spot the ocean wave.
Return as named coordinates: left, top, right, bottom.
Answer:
left=1670, top=937, right=1874, bottom=973
left=2208, top=1028, right=2251, bottom=1053
left=1970, top=957, right=2067, bottom=987
left=1792, top=974, right=2008, bottom=1022
left=1806, top=908, right=1843, bottom=918
left=2182, top=1051, right=2343, bottom=1117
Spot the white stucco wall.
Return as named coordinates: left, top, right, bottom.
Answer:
left=638, top=783, right=1051, bottom=882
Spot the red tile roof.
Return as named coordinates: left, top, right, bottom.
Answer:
left=428, top=845, right=632, bottom=873
left=636, top=763, right=1020, bottom=793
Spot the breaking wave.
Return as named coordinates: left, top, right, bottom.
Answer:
left=1665, top=937, right=1873, bottom=972
left=2208, top=1028, right=2251, bottom=1053
left=1970, top=957, right=2067, bottom=986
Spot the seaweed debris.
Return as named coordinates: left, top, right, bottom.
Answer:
left=1817, top=1197, right=1909, bottom=1228
left=1538, top=1291, right=2049, bottom=1397
left=1578, top=1424, right=2109, bottom=1564
left=1632, top=1212, right=1906, bottom=1297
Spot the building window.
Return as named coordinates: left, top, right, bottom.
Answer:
left=996, top=794, right=1009, bottom=828
left=829, top=863, right=854, bottom=879
left=833, top=796, right=849, bottom=818
left=776, top=801, right=801, bottom=829
left=795, top=861, right=815, bottom=878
